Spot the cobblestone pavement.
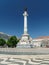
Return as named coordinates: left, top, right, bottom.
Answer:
left=0, top=55, right=49, bottom=65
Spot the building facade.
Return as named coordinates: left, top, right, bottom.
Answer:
left=32, top=36, right=49, bottom=48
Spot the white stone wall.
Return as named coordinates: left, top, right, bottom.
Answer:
left=33, top=41, right=41, bottom=47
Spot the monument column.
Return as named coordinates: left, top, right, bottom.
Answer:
left=23, top=9, right=28, bottom=34
left=17, top=8, right=33, bottom=48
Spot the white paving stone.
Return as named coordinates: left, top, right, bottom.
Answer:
left=8, top=64, right=19, bottom=65
left=0, top=55, right=49, bottom=65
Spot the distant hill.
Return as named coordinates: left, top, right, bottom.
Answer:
left=0, top=32, right=11, bottom=40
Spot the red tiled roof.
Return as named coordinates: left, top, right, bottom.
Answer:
left=35, top=36, right=49, bottom=39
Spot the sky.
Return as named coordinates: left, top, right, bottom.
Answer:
left=0, top=0, right=49, bottom=38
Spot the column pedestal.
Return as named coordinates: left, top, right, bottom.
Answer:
left=17, top=33, right=33, bottom=48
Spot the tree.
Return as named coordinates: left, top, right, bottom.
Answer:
left=0, top=38, right=6, bottom=47
left=7, top=36, right=19, bottom=48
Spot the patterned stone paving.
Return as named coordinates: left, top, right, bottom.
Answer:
left=0, top=55, right=49, bottom=65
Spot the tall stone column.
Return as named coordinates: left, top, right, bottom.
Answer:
left=17, top=8, right=33, bottom=48
left=23, top=9, right=28, bottom=34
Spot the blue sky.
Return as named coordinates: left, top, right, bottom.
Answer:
left=0, top=0, right=49, bottom=38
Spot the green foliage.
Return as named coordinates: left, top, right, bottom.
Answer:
left=0, top=38, right=6, bottom=46
left=7, top=36, right=19, bottom=48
